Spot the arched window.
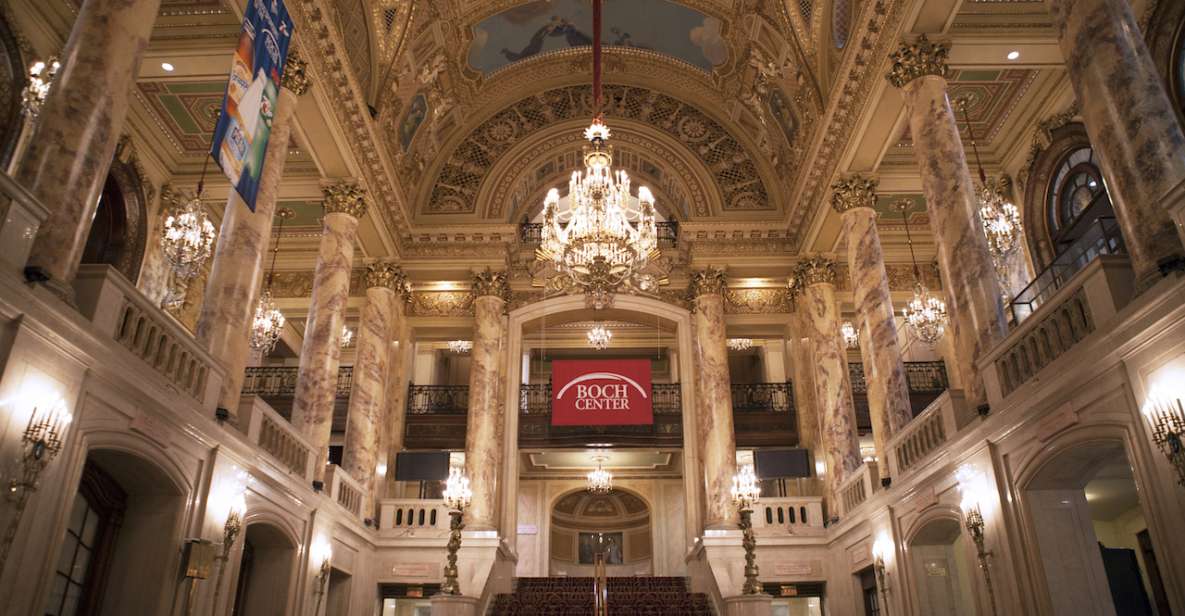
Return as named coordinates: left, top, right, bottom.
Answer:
left=1046, top=147, right=1106, bottom=240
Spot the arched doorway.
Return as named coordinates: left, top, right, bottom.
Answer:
left=549, top=489, right=653, bottom=577
left=80, top=158, right=149, bottom=283
left=906, top=515, right=976, bottom=615
left=231, top=522, right=298, bottom=615
left=47, top=448, right=185, bottom=616
left=1023, top=440, right=1170, bottom=615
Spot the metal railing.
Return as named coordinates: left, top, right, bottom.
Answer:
left=848, top=361, right=949, bottom=395
left=1008, top=214, right=1125, bottom=325
left=519, top=221, right=679, bottom=248
left=730, top=382, right=795, bottom=413
left=406, top=385, right=469, bottom=415
left=241, top=366, right=354, bottom=397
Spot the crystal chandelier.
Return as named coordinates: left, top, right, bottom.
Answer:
left=340, top=326, right=354, bottom=348
left=448, top=340, right=473, bottom=354
left=536, top=0, right=659, bottom=310
left=587, top=324, right=612, bottom=350
left=896, top=200, right=948, bottom=345
left=727, top=338, right=753, bottom=352
left=586, top=455, right=613, bottom=495
left=840, top=321, right=859, bottom=349
left=160, top=192, right=217, bottom=309
left=21, top=58, right=60, bottom=118
left=249, top=208, right=293, bottom=356
left=957, top=97, right=1023, bottom=279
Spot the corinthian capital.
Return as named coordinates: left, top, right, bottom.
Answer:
left=830, top=175, right=878, bottom=214
left=471, top=268, right=510, bottom=301
left=282, top=51, right=311, bottom=95
left=322, top=181, right=368, bottom=218
left=688, top=266, right=728, bottom=298
left=886, top=35, right=950, bottom=89
left=795, top=256, right=838, bottom=287
left=365, top=261, right=410, bottom=299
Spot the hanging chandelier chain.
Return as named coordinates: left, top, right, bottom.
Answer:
left=958, top=97, right=988, bottom=185
left=592, top=0, right=602, bottom=112
left=899, top=202, right=922, bottom=281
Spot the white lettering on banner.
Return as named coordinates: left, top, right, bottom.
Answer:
left=572, top=382, right=632, bottom=411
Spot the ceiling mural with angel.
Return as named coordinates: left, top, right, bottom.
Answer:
left=467, top=0, right=729, bottom=75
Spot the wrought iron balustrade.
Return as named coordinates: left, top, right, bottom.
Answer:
left=241, top=366, right=354, bottom=397
left=847, top=361, right=948, bottom=395
left=730, top=382, right=795, bottom=413
left=406, top=385, right=470, bottom=415
left=519, top=221, right=679, bottom=248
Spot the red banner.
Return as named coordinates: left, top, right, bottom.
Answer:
left=550, top=359, right=653, bottom=426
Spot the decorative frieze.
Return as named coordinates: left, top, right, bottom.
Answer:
left=886, top=35, right=951, bottom=89
left=830, top=175, right=878, bottom=214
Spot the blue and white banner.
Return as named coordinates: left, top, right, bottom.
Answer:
left=211, top=0, right=294, bottom=211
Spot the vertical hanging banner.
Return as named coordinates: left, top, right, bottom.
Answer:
left=551, top=359, right=653, bottom=426
left=211, top=0, right=294, bottom=211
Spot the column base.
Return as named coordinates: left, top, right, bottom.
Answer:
left=723, top=594, right=773, bottom=616
left=429, top=595, right=479, bottom=616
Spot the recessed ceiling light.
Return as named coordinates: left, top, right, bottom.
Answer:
left=1006, top=51, right=1020, bottom=61
left=161, top=62, right=175, bottom=72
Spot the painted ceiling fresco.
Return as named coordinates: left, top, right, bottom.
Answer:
left=467, top=0, right=728, bottom=75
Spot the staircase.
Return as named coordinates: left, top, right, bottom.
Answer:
left=489, top=577, right=714, bottom=615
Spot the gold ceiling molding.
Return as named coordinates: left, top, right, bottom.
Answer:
left=419, top=83, right=776, bottom=218
left=793, top=0, right=909, bottom=249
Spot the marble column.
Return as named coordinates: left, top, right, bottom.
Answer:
left=887, top=36, right=1007, bottom=406
left=14, top=0, right=162, bottom=290
left=291, top=182, right=367, bottom=479
left=463, top=269, right=509, bottom=531
left=342, top=262, right=408, bottom=517
left=689, top=267, right=738, bottom=529
left=1047, top=0, right=1185, bottom=284
left=197, top=57, right=310, bottom=420
left=786, top=310, right=823, bottom=497
left=793, top=257, right=861, bottom=507
left=380, top=298, right=412, bottom=498
left=831, top=176, right=913, bottom=470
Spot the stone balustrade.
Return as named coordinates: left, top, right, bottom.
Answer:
left=379, top=499, right=450, bottom=533
left=325, top=463, right=366, bottom=521
left=752, top=497, right=825, bottom=535
left=72, top=264, right=224, bottom=411
left=238, top=395, right=316, bottom=484
left=984, top=255, right=1135, bottom=401
left=883, top=391, right=971, bottom=479
left=837, top=461, right=879, bottom=518
left=0, top=171, right=49, bottom=274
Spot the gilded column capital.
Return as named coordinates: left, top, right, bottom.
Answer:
left=886, top=35, right=950, bottom=89
left=688, top=266, right=728, bottom=298
left=322, top=181, right=368, bottom=218
left=365, top=261, right=411, bottom=300
left=830, top=175, right=878, bottom=214
left=795, top=256, right=838, bottom=287
left=281, top=52, right=311, bottom=95
left=471, top=268, right=510, bottom=301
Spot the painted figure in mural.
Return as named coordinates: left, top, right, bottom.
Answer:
left=399, top=94, right=428, bottom=151
left=501, top=16, right=592, bottom=62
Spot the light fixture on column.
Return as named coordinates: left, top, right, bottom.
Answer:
left=20, top=58, right=60, bottom=118
left=730, top=463, right=762, bottom=595
left=311, top=537, right=333, bottom=613
left=210, top=474, right=248, bottom=615
left=896, top=200, right=948, bottom=345
left=535, top=0, right=664, bottom=309
left=160, top=189, right=217, bottom=309
left=0, top=393, right=73, bottom=570
left=586, top=454, right=613, bottom=494
left=871, top=534, right=894, bottom=616
left=339, top=325, right=354, bottom=348
left=1141, top=388, right=1185, bottom=486
left=447, top=340, right=473, bottom=354
left=956, top=465, right=999, bottom=616
left=727, top=338, right=754, bottom=352
left=956, top=96, right=1022, bottom=283
left=587, top=324, right=612, bottom=351
left=441, top=467, right=472, bottom=595
left=840, top=321, right=859, bottom=350
left=249, top=208, right=293, bottom=356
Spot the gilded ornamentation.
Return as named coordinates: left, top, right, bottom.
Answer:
left=795, top=255, right=837, bottom=286
left=322, top=181, right=368, bottom=218
left=687, top=266, right=729, bottom=298
left=725, top=288, right=793, bottom=314
left=364, top=261, right=411, bottom=299
left=408, top=291, right=475, bottom=317
left=471, top=269, right=511, bottom=301
left=886, top=35, right=950, bottom=89
left=282, top=51, right=311, bottom=95
left=830, top=175, right=878, bottom=214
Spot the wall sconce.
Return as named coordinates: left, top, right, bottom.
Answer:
left=871, top=534, right=894, bottom=616
left=210, top=478, right=247, bottom=615
left=1142, top=389, right=1185, bottom=486
left=441, top=467, right=472, bottom=596
left=312, top=537, right=333, bottom=613
left=730, top=463, right=762, bottom=595
left=956, top=465, right=999, bottom=616
left=0, top=394, right=73, bottom=570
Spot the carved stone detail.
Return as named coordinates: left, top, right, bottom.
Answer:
left=282, top=51, right=311, bottom=95
left=688, top=266, right=729, bottom=298
left=364, top=261, right=410, bottom=300
left=795, top=255, right=838, bottom=286
left=830, top=175, right=878, bottom=214
left=322, top=181, right=368, bottom=218
left=886, top=35, right=951, bottom=89
left=471, top=268, right=511, bottom=301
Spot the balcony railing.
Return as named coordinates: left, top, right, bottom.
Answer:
left=730, top=382, right=795, bottom=413
left=1008, top=214, right=1125, bottom=325
left=519, top=221, right=679, bottom=248
left=239, top=395, right=317, bottom=484
left=518, top=383, right=684, bottom=415
left=241, top=366, right=354, bottom=398
left=753, top=496, right=825, bottom=536
left=407, top=385, right=469, bottom=415
left=848, top=361, right=949, bottom=395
